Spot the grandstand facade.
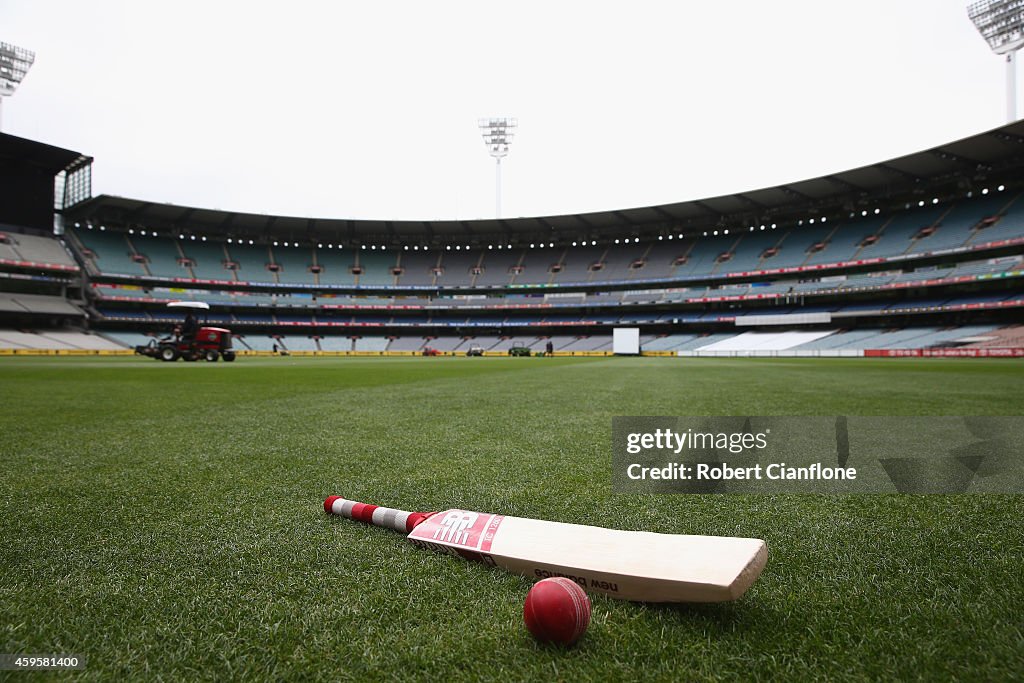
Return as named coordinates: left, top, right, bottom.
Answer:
left=1, top=124, right=1023, bottom=356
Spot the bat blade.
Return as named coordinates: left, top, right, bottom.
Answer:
left=406, top=509, right=767, bottom=603
left=324, top=497, right=767, bottom=603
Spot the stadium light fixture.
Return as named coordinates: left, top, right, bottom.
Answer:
left=0, top=42, right=35, bottom=132
left=478, top=117, right=517, bottom=218
left=968, top=0, right=1024, bottom=120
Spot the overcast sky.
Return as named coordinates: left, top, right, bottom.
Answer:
left=0, top=1, right=1013, bottom=221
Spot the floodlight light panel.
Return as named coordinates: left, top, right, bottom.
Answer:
left=478, top=116, right=518, bottom=128
left=968, top=0, right=1024, bottom=54
left=479, top=116, right=518, bottom=159
left=0, top=41, right=36, bottom=96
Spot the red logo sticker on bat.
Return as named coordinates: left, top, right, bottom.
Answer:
left=408, top=510, right=505, bottom=552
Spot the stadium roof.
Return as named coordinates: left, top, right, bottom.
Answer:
left=0, top=132, right=90, bottom=176
left=68, top=120, right=1024, bottom=245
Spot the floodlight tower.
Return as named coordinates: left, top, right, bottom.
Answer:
left=968, top=0, right=1024, bottom=121
left=0, top=42, right=36, bottom=132
left=479, top=117, right=517, bottom=218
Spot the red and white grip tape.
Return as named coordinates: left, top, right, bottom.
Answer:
left=324, top=496, right=433, bottom=533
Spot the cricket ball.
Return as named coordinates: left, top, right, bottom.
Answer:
left=523, top=577, right=591, bottom=646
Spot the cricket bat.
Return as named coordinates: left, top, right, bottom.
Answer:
left=324, top=496, right=767, bottom=603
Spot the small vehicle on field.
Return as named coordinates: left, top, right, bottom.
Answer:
left=466, top=345, right=485, bottom=357
left=135, top=301, right=236, bottom=362
left=422, top=347, right=442, bottom=356
left=508, top=342, right=531, bottom=357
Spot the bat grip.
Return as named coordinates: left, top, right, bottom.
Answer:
left=324, top=496, right=433, bottom=533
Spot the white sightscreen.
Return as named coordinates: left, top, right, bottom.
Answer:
left=613, top=327, right=640, bottom=355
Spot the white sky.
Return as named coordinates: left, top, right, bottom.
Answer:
left=0, top=1, right=1013, bottom=221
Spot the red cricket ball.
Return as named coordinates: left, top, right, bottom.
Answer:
left=523, top=577, right=591, bottom=646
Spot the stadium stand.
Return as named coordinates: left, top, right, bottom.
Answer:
left=424, top=336, right=467, bottom=351
left=102, top=331, right=155, bottom=348
left=3, top=122, right=1019, bottom=357
left=0, top=240, right=18, bottom=263
left=130, top=233, right=186, bottom=279
left=0, top=329, right=121, bottom=350
left=224, top=242, right=278, bottom=284
left=1, top=232, right=77, bottom=268
left=389, top=336, right=428, bottom=351
left=318, top=336, right=354, bottom=351
left=353, top=336, right=390, bottom=351
left=269, top=246, right=315, bottom=286
left=487, top=337, right=524, bottom=352
left=434, top=250, right=479, bottom=287
left=961, top=324, right=1024, bottom=347
left=472, top=249, right=520, bottom=286
left=672, top=333, right=737, bottom=350
left=555, top=245, right=606, bottom=283
left=314, top=249, right=357, bottom=286
left=791, top=326, right=999, bottom=350
left=561, top=336, right=612, bottom=351
left=182, top=241, right=236, bottom=281
left=394, top=250, right=437, bottom=286
left=65, top=190, right=1024, bottom=288
left=965, top=196, right=1024, bottom=244
left=357, top=251, right=397, bottom=287
left=0, top=293, right=82, bottom=315
left=912, top=195, right=1007, bottom=252
left=642, top=334, right=699, bottom=351
left=74, top=229, right=148, bottom=276
left=699, top=330, right=834, bottom=351
left=35, top=330, right=124, bottom=350
left=281, top=335, right=319, bottom=351
left=237, top=335, right=279, bottom=351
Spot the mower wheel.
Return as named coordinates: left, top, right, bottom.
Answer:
left=159, top=346, right=179, bottom=362
left=222, top=351, right=237, bottom=362
left=204, top=350, right=219, bottom=362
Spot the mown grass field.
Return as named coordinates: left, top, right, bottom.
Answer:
left=1, top=356, right=1022, bottom=681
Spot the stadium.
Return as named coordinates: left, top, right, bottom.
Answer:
left=5, top=121, right=1024, bottom=357
left=2, top=2, right=1023, bottom=681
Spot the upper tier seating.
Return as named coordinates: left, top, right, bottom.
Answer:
left=180, top=241, right=237, bottom=281
left=73, top=230, right=148, bottom=276
left=0, top=232, right=77, bottom=268
left=68, top=191, right=1024, bottom=290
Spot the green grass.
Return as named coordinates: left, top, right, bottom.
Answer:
left=1, top=356, right=1022, bottom=681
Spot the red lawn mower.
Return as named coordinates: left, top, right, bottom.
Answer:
left=135, top=301, right=237, bottom=362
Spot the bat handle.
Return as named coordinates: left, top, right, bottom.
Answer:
left=324, top=496, right=434, bottom=534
